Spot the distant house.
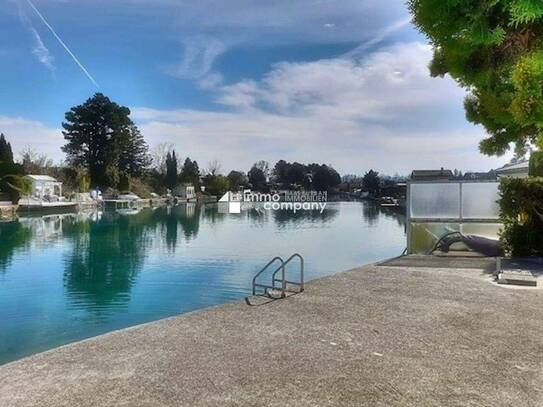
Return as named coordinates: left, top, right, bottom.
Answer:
left=495, top=160, right=529, bottom=179
left=25, top=175, right=63, bottom=199
left=463, top=170, right=497, bottom=181
left=410, top=168, right=453, bottom=181
left=176, top=183, right=196, bottom=200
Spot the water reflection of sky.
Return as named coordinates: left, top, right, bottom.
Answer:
left=0, top=202, right=405, bottom=365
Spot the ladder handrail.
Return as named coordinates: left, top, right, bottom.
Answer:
left=272, top=253, right=304, bottom=292
left=252, top=256, right=285, bottom=296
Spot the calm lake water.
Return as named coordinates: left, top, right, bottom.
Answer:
left=0, top=202, right=405, bottom=365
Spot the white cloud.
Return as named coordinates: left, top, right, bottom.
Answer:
left=166, top=37, right=226, bottom=80
left=1, top=39, right=511, bottom=175
left=132, top=42, right=511, bottom=175
left=29, top=26, right=55, bottom=71
left=18, top=1, right=55, bottom=72
left=197, top=72, right=224, bottom=90
left=0, top=117, right=63, bottom=162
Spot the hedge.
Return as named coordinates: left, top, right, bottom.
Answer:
left=499, top=177, right=543, bottom=257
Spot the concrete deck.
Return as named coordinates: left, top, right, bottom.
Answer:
left=2, top=264, right=543, bottom=406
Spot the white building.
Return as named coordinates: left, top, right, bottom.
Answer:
left=25, top=175, right=63, bottom=200
left=495, top=160, right=529, bottom=179
left=176, top=183, right=196, bottom=200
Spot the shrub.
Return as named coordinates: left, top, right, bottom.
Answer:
left=499, top=177, right=543, bottom=257
left=0, top=162, right=24, bottom=177
left=202, top=175, right=230, bottom=197
left=0, top=175, right=32, bottom=204
left=530, top=152, right=543, bottom=176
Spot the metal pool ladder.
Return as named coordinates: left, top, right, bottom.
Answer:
left=252, top=254, right=304, bottom=298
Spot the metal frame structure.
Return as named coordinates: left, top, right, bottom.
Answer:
left=406, top=180, right=502, bottom=254
left=252, top=253, right=304, bottom=298
left=272, top=253, right=304, bottom=293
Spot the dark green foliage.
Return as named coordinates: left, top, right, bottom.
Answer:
left=57, top=167, right=90, bottom=194
left=62, top=93, right=150, bottom=188
left=203, top=174, right=230, bottom=197
left=165, top=150, right=178, bottom=190
left=248, top=165, right=266, bottom=190
left=271, top=160, right=339, bottom=190
left=0, top=152, right=26, bottom=204
left=180, top=158, right=200, bottom=189
left=409, top=0, right=543, bottom=155
left=0, top=162, right=24, bottom=177
left=0, top=134, right=13, bottom=164
left=362, top=170, right=380, bottom=195
left=143, top=169, right=167, bottom=195
left=310, top=164, right=341, bottom=191
left=288, top=162, right=307, bottom=186
left=272, top=160, right=289, bottom=183
left=0, top=175, right=31, bottom=204
left=530, top=151, right=543, bottom=176
left=273, top=161, right=307, bottom=186
left=226, top=170, right=247, bottom=189
left=499, top=177, right=543, bottom=256
left=118, top=173, right=130, bottom=192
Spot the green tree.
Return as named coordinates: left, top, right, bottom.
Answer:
left=62, top=93, right=150, bottom=188
left=287, top=162, right=307, bottom=186
left=310, top=164, right=341, bottom=191
left=363, top=170, right=380, bottom=195
left=272, top=160, right=289, bottom=184
left=180, top=157, right=200, bottom=188
left=227, top=170, right=247, bottom=190
left=409, top=0, right=543, bottom=155
left=165, top=150, right=178, bottom=190
left=248, top=164, right=266, bottom=190
left=0, top=149, right=28, bottom=203
left=0, top=134, right=13, bottom=164
left=203, top=174, right=230, bottom=197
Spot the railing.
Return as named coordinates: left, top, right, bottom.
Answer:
left=251, top=254, right=304, bottom=298
left=272, top=253, right=304, bottom=293
left=252, top=256, right=285, bottom=297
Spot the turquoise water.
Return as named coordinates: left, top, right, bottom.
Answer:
left=0, top=202, right=405, bottom=365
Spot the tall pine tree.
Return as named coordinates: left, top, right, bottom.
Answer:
left=0, top=133, right=14, bottom=164
left=180, top=158, right=200, bottom=187
left=165, top=150, right=178, bottom=190
left=62, top=94, right=150, bottom=188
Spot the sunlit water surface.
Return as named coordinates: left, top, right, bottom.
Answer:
left=0, top=202, right=405, bottom=365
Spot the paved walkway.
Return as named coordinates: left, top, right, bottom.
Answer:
left=1, top=264, right=543, bottom=406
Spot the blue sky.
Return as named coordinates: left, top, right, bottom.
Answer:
left=0, top=0, right=510, bottom=174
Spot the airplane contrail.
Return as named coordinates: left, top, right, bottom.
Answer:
left=344, top=17, right=413, bottom=59
left=26, top=0, right=100, bottom=88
